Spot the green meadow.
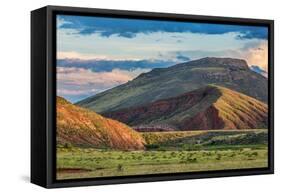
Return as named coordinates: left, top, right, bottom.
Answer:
left=57, top=129, right=268, bottom=180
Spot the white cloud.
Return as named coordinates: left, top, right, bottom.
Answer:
left=57, top=51, right=108, bottom=60
left=57, top=67, right=150, bottom=85
left=57, top=17, right=73, bottom=28
left=242, top=41, right=268, bottom=72
left=57, top=67, right=151, bottom=102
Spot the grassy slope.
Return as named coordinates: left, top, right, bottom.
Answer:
left=141, top=129, right=268, bottom=150
left=213, top=86, right=268, bottom=129
left=182, top=85, right=268, bottom=130
left=57, top=97, right=145, bottom=150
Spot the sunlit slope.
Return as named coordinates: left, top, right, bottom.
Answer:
left=57, top=97, right=145, bottom=150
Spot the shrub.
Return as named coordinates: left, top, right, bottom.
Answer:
left=216, top=154, right=222, bottom=160
left=171, top=152, right=177, bottom=157
left=63, top=143, right=72, bottom=149
left=145, top=144, right=160, bottom=150
left=251, top=152, right=258, bottom=157
left=117, top=164, right=123, bottom=171
left=186, top=157, right=197, bottom=163
left=117, top=155, right=123, bottom=160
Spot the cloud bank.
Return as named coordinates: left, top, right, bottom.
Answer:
left=58, top=15, right=268, bottom=40
left=57, top=57, right=174, bottom=72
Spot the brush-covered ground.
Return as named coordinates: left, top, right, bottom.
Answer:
left=57, top=129, right=268, bottom=180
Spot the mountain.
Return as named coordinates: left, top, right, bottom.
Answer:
left=77, top=57, right=268, bottom=113
left=56, top=96, right=145, bottom=150
left=250, top=65, right=268, bottom=78
left=103, top=85, right=268, bottom=131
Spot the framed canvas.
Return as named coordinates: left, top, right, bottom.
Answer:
left=31, top=5, right=274, bottom=188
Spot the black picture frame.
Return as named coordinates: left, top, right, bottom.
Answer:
left=31, top=5, right=274, bottom=188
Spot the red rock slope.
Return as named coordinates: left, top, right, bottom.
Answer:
left=56, top=97, right=145, bottom=150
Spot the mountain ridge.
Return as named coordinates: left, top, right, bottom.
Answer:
left=170, top=57, right=249, bottom=70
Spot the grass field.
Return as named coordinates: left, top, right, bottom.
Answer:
left=57, top=129, right=268, bottom=180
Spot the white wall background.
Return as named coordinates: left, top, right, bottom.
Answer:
left=0, top=0, right=279, bottom=193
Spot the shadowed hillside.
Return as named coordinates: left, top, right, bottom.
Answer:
left=103, top=86, right=268, bottom=131
left=77, top=57, right=268, bottom=113
left=56, top=97, right=145, bottom=150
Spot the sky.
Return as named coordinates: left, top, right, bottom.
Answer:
left=57, top=14, right=268, bottom=103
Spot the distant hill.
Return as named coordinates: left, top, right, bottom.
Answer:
left=76, top=57, right=268, bottom=113
left=103, top=86, right=268, bottom=131
left=56, top=96, right=145, bottom=150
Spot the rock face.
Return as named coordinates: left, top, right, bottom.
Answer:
left=56, top=97, right=145, bottom=150
left=173, top=57, right=249, bottom=70
left=76, top=57, right=268, bottom=113
left=103, top=86, right=268, bottom=131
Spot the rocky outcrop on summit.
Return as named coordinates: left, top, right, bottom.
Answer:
left=172, top=57, right=249, bottom=70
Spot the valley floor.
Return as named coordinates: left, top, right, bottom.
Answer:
left=56, top=129, right=268, bottom=180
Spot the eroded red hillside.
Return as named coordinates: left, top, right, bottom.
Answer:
left=104, top=86, right=268, bottom=131
left=57, top=97, right=145, bottom=150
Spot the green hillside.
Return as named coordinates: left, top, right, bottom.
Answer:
left=141, top=129, right=268, bottom=150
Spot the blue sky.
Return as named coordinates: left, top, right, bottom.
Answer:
left=57, top=14, right=268, bottom=102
